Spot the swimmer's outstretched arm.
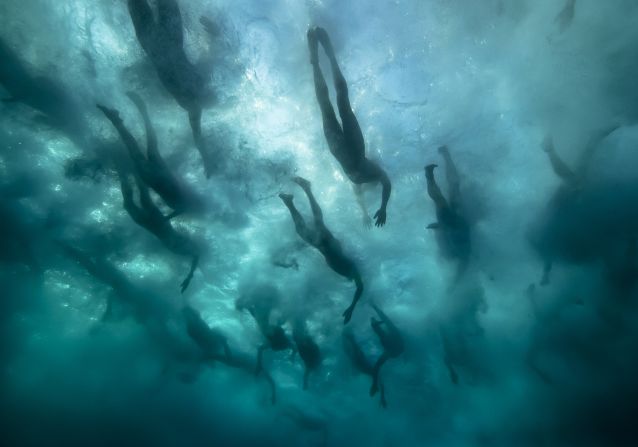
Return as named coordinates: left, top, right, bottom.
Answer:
left=370, top=352, right=389, bottom=396
left=373, top=165, right=391, bottom=227
left=353, top=184, right=372, bottom=228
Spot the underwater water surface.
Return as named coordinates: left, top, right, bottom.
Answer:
left=2, top=1, right=638, bottom=446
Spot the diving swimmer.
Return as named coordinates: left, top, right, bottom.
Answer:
left=342, top=331, right=387, bottom=408
left=279, top=176, right=364, bottom=324
left=307, top=26, right=391, bottom=227
left=182, top=305, right=231, bottom=362
left=97, top=95, right=203, bottom=219
left=425, top=146, right=471, bottom=278
left=293, top=322, right=322, bottom=390
left=535, top=126, right=619, bottom=285
left=111, top=162, right=200, bottom=293
left=369, top=303, right=404, bottom=398
left=127, top=0, right=217, bottom=177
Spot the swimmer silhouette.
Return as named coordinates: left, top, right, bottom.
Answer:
left=110, top=161, right=200, bottom=293
left=280, top=176, right=364, bottom=324
left=97, top=95, right=203, bottom=219
left=369, top=303, right=404, bottom=398
left=127, top=0, right=218, bottom=177
left=425, top=146, right=471, bottom=279
left=307, top=26, right=391, bottom=227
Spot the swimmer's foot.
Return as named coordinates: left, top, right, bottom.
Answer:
left=370, top=382, right=379, bottom=396
left=96, top=104, right=121, bottom=122
left=424, top=164, right=438, bottom=178
left=279, top=193, right=294, bottom=204
left=314, top=27, right=334, bottom=58
left=307, top=28, right=319, bottom=65
left=293, top=176, right=311, bottom=190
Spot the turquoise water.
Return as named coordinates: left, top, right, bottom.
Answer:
left=2, top=1, right=638, bottom=446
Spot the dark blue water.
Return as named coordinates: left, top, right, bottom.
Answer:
left=2, top=1, right=638, bottom=446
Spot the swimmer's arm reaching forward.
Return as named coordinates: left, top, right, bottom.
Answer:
left=376, top=168, right=391, bottom=227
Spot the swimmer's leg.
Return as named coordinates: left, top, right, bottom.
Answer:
left=118, top=173, right=146, bottom=223
left=424, top=164, right=449, bottom=209
left=156, top=0, right=184, bottom=47
left=136, top=176, right=167, bottom=223
left=541, top=136, right=576, bottom=184
left=370, top=352, right=389, bottom=396
left=342, top=272, right=363, bottom=325
left=127, top=0, right=156, bottom=52
left=126, top=92, right=161, bottom=166
left=439, top=145, right=461, bottom=208
left=315, top=27, right=365, bottom=161
left=188, top=107, right=215, bottom=178
left=307, top=28, right=345, bottom=154
left=279, top=193, right=314, bottom=245
left=97, top=104, right=147, bottom=172
left=262, top=368, right=277, bottom=405
left=180, top=255, right=199, bottom=294
left=293, top=177, right=324, bottom=227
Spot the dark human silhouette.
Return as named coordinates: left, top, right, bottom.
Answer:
left=182, top=305, right=231, bottom=362
left=280, top=176, right=364, bottom=324
left=369, top=303, right=404, bottom=399
left=110, top=162, right=200, bottom=293
left=97, top=94, right=203, bottom=218
left=307, top=26, right=391, bottom=227
left=127, top=0, right=218, bottom=177
left=342, top=331, right=387, bottom=408
left=293, top=322, right=322, bottom=390
left=533, top=126, right=619, bottom=285
left=425, top=146, right=471, bottom=279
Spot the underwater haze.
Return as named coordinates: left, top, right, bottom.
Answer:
left=2, top=0, right=638, bottom=446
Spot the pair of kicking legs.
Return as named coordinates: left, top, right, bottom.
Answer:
left=307, top=27, right=391, bottom=227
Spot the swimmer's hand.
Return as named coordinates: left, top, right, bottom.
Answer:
left=373, top=208, right=387, bottom=227
left=362, top=214, right=372, bottom=229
